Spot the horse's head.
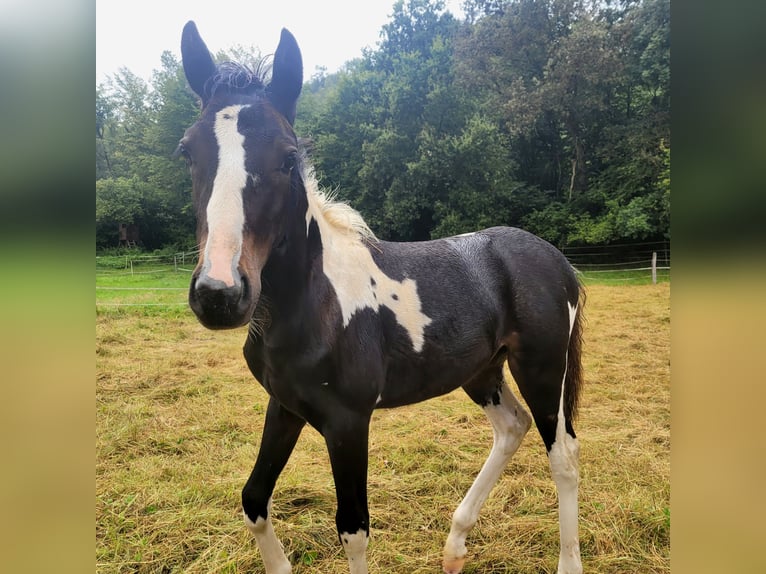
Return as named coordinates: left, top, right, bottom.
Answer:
left=179, top=21, right=303, bottom=329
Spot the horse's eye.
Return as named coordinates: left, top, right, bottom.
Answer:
left=278, top=150, right=298, bottom=174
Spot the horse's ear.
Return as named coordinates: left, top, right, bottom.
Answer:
left=268, top=28, right=303, bottom=124
left=181, top=21, right=217, bottom=102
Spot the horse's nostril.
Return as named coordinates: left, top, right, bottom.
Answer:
left=239, top=273, right=250, bottom=301
left=195, top=273, right=234, bottom=294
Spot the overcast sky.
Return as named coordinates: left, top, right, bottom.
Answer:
left=96, top=0, right=464, bottom=84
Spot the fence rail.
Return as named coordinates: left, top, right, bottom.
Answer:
left=96, top=243, right=670, bottom=308
left=563, top=240, right=669, bottom=262
left=96, top=250, right=200, bottom=276
left=562, top=240, right=670, bottom=284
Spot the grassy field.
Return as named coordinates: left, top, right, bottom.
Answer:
left=96, top=269, right=670, bottom=573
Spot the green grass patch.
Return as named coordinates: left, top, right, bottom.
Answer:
left=578, top=267, right=670, bottom=286
left=96, top=260, right=192, bottom=312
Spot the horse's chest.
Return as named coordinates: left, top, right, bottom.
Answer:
left=245, top=336, right=335, bottom=406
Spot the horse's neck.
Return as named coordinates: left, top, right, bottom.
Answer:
left=306, top=195, right=377, bottom=300
left=257, top=186, right=379, bottom=337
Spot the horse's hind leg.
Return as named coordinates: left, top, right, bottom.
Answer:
left=442, top=367, right=532, bottom=574
left=510, top=304, right=583, bottom=574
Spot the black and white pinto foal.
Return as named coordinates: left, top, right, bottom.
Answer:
left=179, top=21, right=586, bottom=574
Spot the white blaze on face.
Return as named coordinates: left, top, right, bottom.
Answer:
left=203, top=105, right=249, bottom=287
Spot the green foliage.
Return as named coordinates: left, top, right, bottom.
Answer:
left=96, top=51, right=199, bottom=250
left=522, top=202, right=573, bottom=247
left=416, top=116, right=519, bottom=238
left=96, top=0, right=670, bottom=249
left=96, top=177, right=149, bottom=249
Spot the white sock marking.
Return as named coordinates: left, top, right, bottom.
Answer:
left=341, top=529, right=369, bottom=574
left=243, top=499, right=292, bottom=574
left=203, top=105, right=248, bottom=287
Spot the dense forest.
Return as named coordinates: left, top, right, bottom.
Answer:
left=96, top=0, right=669, bottom=251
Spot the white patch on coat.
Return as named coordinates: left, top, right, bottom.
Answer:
left=304, top=179, right=432, bottom=352
left=547, top=301, right=583, bottom=574
left=202, top=105, right=248, bottom=287
left=340, top=529, right=369, bottom=574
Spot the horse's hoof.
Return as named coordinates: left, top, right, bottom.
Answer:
left=442, top=556, right=466, bottom=574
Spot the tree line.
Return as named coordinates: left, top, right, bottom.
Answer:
left=96, top=0, right=669, bottom=251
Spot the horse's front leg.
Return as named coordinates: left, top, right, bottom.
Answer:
left=323, top=410, right=371, bottom=574
left=242, top=397, right=306, bottom=574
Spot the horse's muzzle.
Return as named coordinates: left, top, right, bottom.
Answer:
left=189, top=271, right=255, bottom=329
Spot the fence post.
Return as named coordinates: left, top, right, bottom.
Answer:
left=652, top=251, right=657, bottom=284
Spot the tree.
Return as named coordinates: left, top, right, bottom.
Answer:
left=422, top=115, right=522, bottom=238
left=574, top=0, right=670, bottom=243
left=96, top=53, right=198, bottom=249
left=96, top=86, right=115, bottom=179
left=451, top=0, right=669, bottom=245
left=141, top=51, right=199, bottom=247
left=309, top=0, right=466, bottom=240
left=378, top=0, right=454, bottom=67
left=95, top=177, right=148, bottom=248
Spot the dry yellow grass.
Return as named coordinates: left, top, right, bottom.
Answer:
left=96, top=283, right=669, bottom=573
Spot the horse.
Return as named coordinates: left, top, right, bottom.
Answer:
left=178, top=20, right=585, bottom=574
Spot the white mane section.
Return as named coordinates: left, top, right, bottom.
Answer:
left=302, top=167, right=376, bottom=242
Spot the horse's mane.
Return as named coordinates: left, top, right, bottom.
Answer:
left=302, top=165, right=376, bottom=243
left=203, top=60, right=270, bottom=101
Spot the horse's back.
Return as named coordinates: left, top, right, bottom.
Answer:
left=374, top=226, right=578, bottom=316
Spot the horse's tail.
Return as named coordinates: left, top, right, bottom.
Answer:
left=565, top=283, right=586, bottom=422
